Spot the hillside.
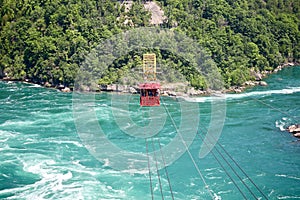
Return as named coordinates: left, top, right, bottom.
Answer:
left=0, top=0, right=299, bottom=89
left=157, top=0, right=300, bottom=87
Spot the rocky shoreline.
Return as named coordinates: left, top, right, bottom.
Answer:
left=225, top=62, right=298, bottom=94
left=95, top=62, right=299, bottom=96
left=0, top=62, right=298, bottom=96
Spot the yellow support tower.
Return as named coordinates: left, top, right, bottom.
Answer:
left=143, top=53, right=156, bottom=81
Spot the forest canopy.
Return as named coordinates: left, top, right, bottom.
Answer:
left=0, top=0, right=299, bottom=88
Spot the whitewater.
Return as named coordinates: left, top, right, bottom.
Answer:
left=0, top=66, right=299, bottom=199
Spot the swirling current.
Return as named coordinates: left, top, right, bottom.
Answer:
left=0, top=66, right=300, bottom=199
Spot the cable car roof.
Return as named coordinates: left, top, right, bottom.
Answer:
left=139, top=82, right=160, bottom=89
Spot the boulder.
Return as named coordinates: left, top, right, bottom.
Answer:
left=58, top=84, right=65, bottom=89
left=294, top=132, right=300, bottom=138
left=294, top=128, right=300, bottom=132
left=44, top=82, right=52, bottom=87
left=106, top=84, right=117, bottom=91
left=287, top=124, right=300, bottom=133
left=129, top=87, right=137, bottom=94
left=234, top=88, right=242, bottom=93
left=188, top=87, right=197, bottom=96
left=161, top=91, right=169, bottom=96
left=116, top=85, right=125, bottom=92
left=188, top=88, right=204, bottom=96
left=61, top=87, right=71, bottom=92
left=244, top=81, right=256, bottom=86
left=99, top=85, right=106, bottom=91
left=288, top=125, right=296, bottom=133
left=259, top=81, right=268, bottom=86
left=168, top=91, right=176, bottom=96
left=254, top=72, right=263, bottom=81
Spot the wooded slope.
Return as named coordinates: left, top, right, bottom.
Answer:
left=0, top=0, right=299, bottom=88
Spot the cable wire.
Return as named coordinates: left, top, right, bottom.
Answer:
left=158, top=138, right=175, bottom=200
left=198, top=128, right=258, bottom=199
left=151, top=138, right=165, bottom=200
left=246, top=95, right=299, bottom=121
left=145, top=139, right=154, bottom=200
left=197, top=132, right=248, bottom=199
left=161, top=98, right=215, bottom=199
left=199, top=123, right=269, bottom=200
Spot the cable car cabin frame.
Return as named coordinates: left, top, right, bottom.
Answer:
left=139, top=83, right=160, bottom=107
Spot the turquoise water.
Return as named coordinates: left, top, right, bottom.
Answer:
left=0, top=66, right=300, bottom=199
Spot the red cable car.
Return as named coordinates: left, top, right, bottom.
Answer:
left=139, top=82, right=160, bottom=106
left=139, top=53, right=160, bottom=106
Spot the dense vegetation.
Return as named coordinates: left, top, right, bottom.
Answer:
left=0, top=0, right=299, bottom=88
left=159, top=0, right=300, bottom=86
left=0, top=0, right=150, bottom=86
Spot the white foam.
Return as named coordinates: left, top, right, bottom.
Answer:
left=275, top=120, right=287, bottom=131
left=4, top=157, right=82, bottom=199
left=275, top=116, right=296, bottom=132
left=0, top=137, right=9, bottom=143
left=217, top=190, right=232, bottom=195
left=214, top=193, right=222, bottom=200
left=28, top=84, right=42, bottom=88
left=2, top=151, right=134, bottom=199
left=182, top=96, right=219, bottom=103
left=0, top=120, right=34, bottom=127
left=278, top=195, right=300, bottom=199
left=275, top=174, right=300, bottom=181
left=0, top=131, right=20, bottom=151
left=206, top=176, right=222, bottom=180
left=103, top=158, right=110, bottom=167
left=256, top=172, right=266, bottom=177
left=0, top=130, right=20, bottom=137
left=205, top=167, right=219, bottom=172
left=183, top=87, right=300, bottom=102
left=226, top=87, right=300, bottom=99
left=0, top=186, right=29, bottom=197
left=120, top=168, right=149, bottom=174
left=49, top=140, right=84, bottom=148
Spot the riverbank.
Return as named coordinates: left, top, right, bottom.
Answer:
left=1, top=62, right=299, bottom=96
left=224, top=62, right=299, bottom=94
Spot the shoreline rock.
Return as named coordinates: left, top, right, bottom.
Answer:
left=226, top=62, right=299, bottom=94
left=287, top=124, right=300, bottom=138
left=61, top=87, right=71, bottom=92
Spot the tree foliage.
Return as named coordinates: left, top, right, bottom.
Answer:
left=157, top=0, right=300, bottom=86
left=0, top=0, right=299, bottom=88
